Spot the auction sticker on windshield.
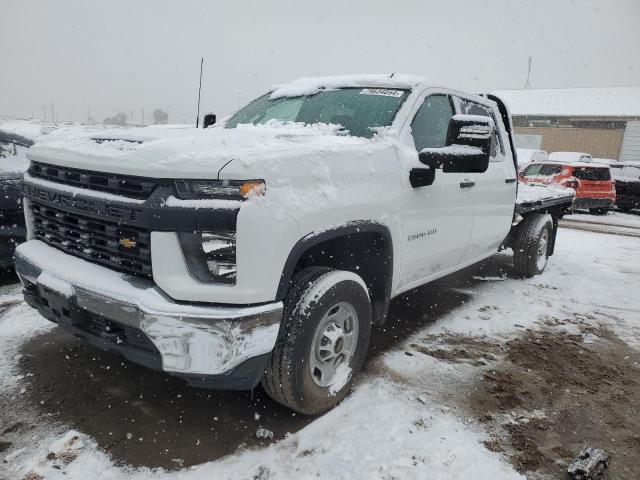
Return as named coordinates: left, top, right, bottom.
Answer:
left=359, top=88, right=404, bottom=97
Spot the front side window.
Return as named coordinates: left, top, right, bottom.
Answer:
left=225, top=88, right=409, bottom=138
left=410, top=95, right=454, bottom=151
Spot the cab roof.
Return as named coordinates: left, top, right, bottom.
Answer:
left=270, top=74, right=426, bottom=99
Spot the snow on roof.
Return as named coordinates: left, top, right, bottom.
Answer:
left=0, top=119, right=47, bottom=140
left=493, top=87, right=640, bottom=117
left=270, top=74, right=425, bottom=99
left=548, top=151, right=592, bottom=163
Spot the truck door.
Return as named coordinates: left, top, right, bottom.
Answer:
left=399, top=94, right=476, bottom=287
left=457, top=98, right=517, bottom=259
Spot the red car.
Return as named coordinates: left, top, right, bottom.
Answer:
left=519, top=161, right=615, bottom=214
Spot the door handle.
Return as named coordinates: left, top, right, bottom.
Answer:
left=459, top=181, right=475, bottom=188
left=505, top=178, right=516, bottom=184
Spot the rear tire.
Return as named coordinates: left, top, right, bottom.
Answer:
left=513, top=213, right=554, bottom=278
left=261, top=267, right=372, bottom=415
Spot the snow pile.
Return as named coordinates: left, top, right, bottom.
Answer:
left=516, top=182, right=575, bottom=204
left=269, top=73, right=425, bottom=99
left=564, top=211, right=640, bottom=229
left=0, top=119, right=47, bottom=140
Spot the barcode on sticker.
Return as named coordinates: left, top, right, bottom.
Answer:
left=359, top=88, right=404, bottom=97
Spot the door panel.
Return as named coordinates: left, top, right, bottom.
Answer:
left=399, top=95, right=476, bottom=286
left=458, top=98, right=516, bottom=258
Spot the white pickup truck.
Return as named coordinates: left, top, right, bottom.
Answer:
left=15, top=75, right=573, bottom=414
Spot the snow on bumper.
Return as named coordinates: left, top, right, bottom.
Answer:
left=14, top=240, right=282, bottom=376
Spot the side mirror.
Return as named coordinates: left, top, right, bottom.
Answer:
left=418, top=115, right=492, bottom=173
left=203, top=113, right=217, bottom=128
left=409, top=167, right=435, bottom=188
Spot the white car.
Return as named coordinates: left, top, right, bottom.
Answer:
left=516, top=148, right=548, bottom=171
left=15, top=75, right=573, bottom=414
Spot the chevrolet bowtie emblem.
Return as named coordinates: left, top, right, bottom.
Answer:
left=119, top=238, right=137, bottom=249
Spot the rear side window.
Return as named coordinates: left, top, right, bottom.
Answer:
left=539, top=164, right=563, bottom=176
left=573, top=167, right=611, bottom=181
left=459, top=98, right=504, bottom=158
left=523, top=164, right=561, bottom=176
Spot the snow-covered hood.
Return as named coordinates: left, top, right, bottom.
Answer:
left=27, top=122, right=381, bottom=179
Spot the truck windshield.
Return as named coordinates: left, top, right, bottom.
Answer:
left=225, top=88, right=409, bottom=138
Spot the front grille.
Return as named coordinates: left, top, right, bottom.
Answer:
left=29, top=161, right=157, bottom=200
left=30, top=201, right=152, bottom=278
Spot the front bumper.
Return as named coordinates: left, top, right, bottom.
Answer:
left=14, top=240, right=283, bottom=389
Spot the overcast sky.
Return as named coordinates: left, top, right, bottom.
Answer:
left=1, top=0, right=639, bottom=124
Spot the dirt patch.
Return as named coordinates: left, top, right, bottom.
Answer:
left=11, top=328, right=314, bottom=470
left=466, top=323, right=640, bottom=478
left=408, top=332, right=502, bottom=367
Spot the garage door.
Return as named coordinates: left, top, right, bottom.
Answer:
left=620, top=121, right=640, bottom=162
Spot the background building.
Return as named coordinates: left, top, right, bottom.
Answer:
left=494, top=87, right=640, bottom=161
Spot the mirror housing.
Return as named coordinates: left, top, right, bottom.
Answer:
left=409, top=167, right=435, bottom=188
left=418, top=115, right=492, bottom=174
left=203, top=113, right=217, bottom=128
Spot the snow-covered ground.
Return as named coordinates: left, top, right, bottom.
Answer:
left=1, top=227, right=639, bottom=479
left=564, top=211, right=640, bottom=229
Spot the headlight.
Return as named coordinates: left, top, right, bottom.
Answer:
left=178, top=231, right=237, bottom=284
left=174, top=179, right=265, bottom=200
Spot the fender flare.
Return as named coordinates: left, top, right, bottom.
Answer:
left=275, top=221, right=394, bottom=324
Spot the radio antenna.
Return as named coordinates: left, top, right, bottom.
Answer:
left=196, top=57, right=204, bottom=127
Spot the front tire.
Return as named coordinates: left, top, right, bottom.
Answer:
left=261, top=267, right=372, bottom=415
left=513, top=213, right=554, bottom=278
left=590, top=208, right=609, bottom=215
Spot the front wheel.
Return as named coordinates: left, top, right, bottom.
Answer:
left=513, top=213, right=554, bottom=278
left=261, top=267, right=372, bottom=415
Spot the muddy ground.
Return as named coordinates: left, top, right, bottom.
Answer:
left=415, top=318, right=640, bottom=479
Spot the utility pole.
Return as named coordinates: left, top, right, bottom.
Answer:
left=196, top=57, right=204, bottom=127
left=141, top=107, right=145, bottom=126
left=524, top=55, right=533, bottom=89
left=87, top=107, right=91, bottom=124
left=51, top=103, right=54, bottom=123
left=42, top=106, right=47, bottom=121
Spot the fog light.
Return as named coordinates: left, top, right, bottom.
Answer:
left=178, top=231, right=237, bottom=284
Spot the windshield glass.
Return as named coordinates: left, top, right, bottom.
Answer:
left=225, top=88, right=409, bottom=138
